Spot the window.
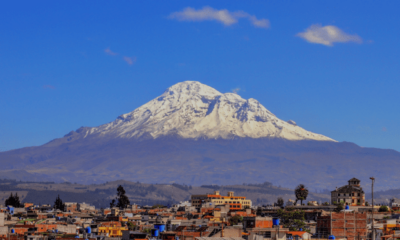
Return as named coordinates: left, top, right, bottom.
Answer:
left=264, top=232, right=272, bottom=238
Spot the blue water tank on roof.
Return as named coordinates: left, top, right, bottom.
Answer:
left=8, top=206, right=14, bottom=215
left=151, top=229, right=159, bottom=237
left=329, top=235, right=335, bottom=240
left=273, top=218, right=280, bottom=226
left=155, top=224, right=166, bottom=232
left=11, top=229, right=15, bottom=234
left=86, top=227, right=91, bottom=234
left=345, top=205, right=350, bottom=210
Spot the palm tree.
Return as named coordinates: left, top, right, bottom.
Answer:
left=294, top=184, right=309, bottom=205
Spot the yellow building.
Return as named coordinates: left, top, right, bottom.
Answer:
left=98, top=225, right=128, bottom=237
left=191, top=191, right=252, bottom=210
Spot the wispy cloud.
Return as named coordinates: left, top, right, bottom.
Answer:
left=123, top=56, right=137, bottom=65
left=297, top=24, right=362, bottom=46
left=105, top=48, right=136, bottom=65
left=231, top=88, right=241, bottom=94
left=43, top=85, right=55, bottom=90
left=104, top=47, right=118, bottom=56
left=169, top=6, right=270, bottom=29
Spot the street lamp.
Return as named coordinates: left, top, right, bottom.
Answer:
left=370, top=177, right=375, bottom=240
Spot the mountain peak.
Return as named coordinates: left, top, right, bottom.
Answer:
left=164, top=81, right=222, bottom=97
left=73, top=81, right=335, bottom=142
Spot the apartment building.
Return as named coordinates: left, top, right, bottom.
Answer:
left=191, top=191, right=252, bottom=210
left=331, top=178, right=365, bottom=206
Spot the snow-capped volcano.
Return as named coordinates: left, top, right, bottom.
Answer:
left=77, top=81, right=334, bottom=141
left=4, top=81, right=400, bottom=188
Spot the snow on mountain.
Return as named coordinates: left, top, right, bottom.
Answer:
left=78, top=81, right=335, bottom=141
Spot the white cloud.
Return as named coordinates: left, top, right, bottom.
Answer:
left=231, top=88, right=241, bottom=94
left=169, top=6, right=270, bottom=29
left=105, top=47, right=118, bottom=55
left=123, top=56, right=136, bottom=65
left=297, top=24, right=362, bottom=46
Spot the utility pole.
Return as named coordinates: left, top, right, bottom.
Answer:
left=370, top=177, right=375, bottom=240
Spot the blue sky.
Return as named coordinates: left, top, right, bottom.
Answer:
left=1, top=1, right=399, bottom=152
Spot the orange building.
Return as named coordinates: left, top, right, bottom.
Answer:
left=243, top=217, right=273, bottom=229
left=24, top=203, right=34, bottom=208
left=191, top=191, right=252, bottom=210
left=35, top=224, right=58, bottom=233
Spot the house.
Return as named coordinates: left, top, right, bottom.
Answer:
left=389, top=199, right=400, bottom=208
left=64, top=202, right=77, bottom=212
left=331, top=178, right=366, bottom=206
left=77, top=203, right=95, bottom=211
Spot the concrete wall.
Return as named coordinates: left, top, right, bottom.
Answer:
left=0, top=226, right=8, bottom=237
left=57, top=224, right=77, bottom=234
left=0, top=212, right=4, bottom=226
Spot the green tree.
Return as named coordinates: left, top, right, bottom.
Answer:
left=229, top=215, right=243, bottom=226
left=54, top=194, right=65, bottom=211
left=116, top=185, right=130, bottom=209
left=5, top=192, right=21, bottom=207
left=276, top=197, right=284, bottom=207
left=127, top=222, right=136, bottom=230
left=294, top=184, right=309, bottom=205
left=276, top=208, right=307, bottom=231
left=110, top=199, right=116, bottom=208
left=334, top=202, right=344, bottom=213
left=379, top=205, right=389, bottom=212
